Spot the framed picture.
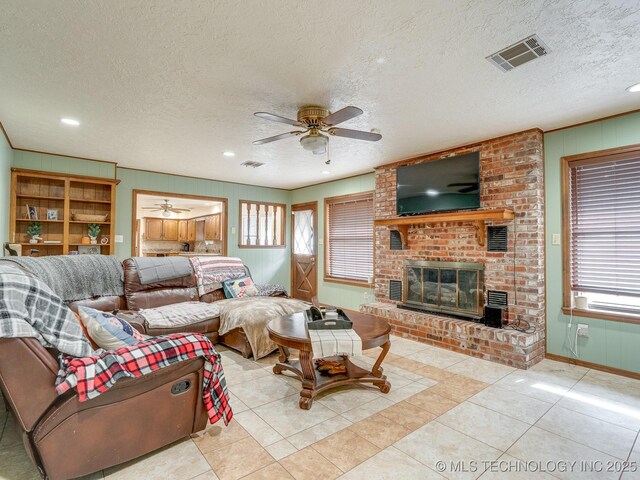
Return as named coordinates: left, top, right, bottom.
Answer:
left=77, top=245, right=101, bottom=255
left=47, top=209, right=58, bottom=220
left=26, top=204, right=38, bottom=219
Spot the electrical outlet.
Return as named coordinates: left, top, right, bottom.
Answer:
left=114, top=235, right=124, bottom=243
left=577, top=323, right=589, bottom=337
left=552, top=234, right=561, bottom=245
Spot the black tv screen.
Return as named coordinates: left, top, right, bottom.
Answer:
left=396, top=152, right=480, bottom=215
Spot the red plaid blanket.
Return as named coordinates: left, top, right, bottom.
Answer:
left=55, top=333, right=232, bottom=425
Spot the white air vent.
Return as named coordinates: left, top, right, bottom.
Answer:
left=487, top=35, right=549, bottom=72
left=241, top=161, right=265, bottom=168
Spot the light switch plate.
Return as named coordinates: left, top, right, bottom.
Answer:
left=231, top=226, right=236, bottom=235
left=114, top=235, right=124, bottom=243
left=552, top=234, right=561, bottom=245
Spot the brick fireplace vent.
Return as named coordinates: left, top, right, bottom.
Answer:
left=487, top=34, right=549, bottom=72
left=390, top=230, right=403, bottom=250
left=389, top=280, right=402, bottom=301
left=487, top=226, right=508, bottom=252
left=487, top=290, right=508, bottom=307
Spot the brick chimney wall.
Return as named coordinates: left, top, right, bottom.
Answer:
left=374, top=129, right=545, bottom=332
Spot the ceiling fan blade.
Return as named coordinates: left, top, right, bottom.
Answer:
left=141, top=208, right=162, bottom=212
left=458, top=186, right=478, bottom=193
left=252, top=130, right=305, bottom=145
left=254, top=112, right=305, bottom=127
left=171, top=208, right=191, bottom=213
left=322, top=106, right=363, bottom=126
left=328, top=127, right=382, bottom=142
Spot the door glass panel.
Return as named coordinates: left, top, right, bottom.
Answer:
left=423, top=269, right=438, bottom=305
left=440, top=269, right=457, bottom=307
left=293, top=210, right=314, bottom=255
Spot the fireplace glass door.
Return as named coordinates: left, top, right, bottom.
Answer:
left=402, top=261, right=484, bottom=318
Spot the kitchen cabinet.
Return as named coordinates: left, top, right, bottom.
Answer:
left=195, top=219, right=206, bottom=242
left=187, top=219, right=196, bottom=241
left=162, top=220, right=179, bottom=241
left=205, top=213, right=221, bottom=241
left=178, top=220, right=188, bottom=242
left=144, top=218, right=179, bottom=241
left=145, top=218, right=164, bottom=241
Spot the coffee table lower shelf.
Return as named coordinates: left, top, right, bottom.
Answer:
left=273, top=347, right=391, bottom=410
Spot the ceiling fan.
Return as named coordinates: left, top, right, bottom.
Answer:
left=141, top=200, right=191, bottom=217
left=252, top=105, right=382, bottom=155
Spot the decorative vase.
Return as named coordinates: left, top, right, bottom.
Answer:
left=29, top=237, right=38, bottom=244
left=90, top=237, right=98, bottom=245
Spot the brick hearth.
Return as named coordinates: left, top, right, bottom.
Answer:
left=369, top=129, right=545, bottom=369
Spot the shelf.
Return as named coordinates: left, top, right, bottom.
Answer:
left=20, top=243, right=63, bottom=246
left=70, top=198, right=112, bottom=204
left=69, top=243, right=110, bottom=246
left=374, top=208, right=515, bottom=247
left=16, top=219, right=64, bottom=223
left=16, top=194, right=64, bottom=201
left=69, top=221, right=112, bottom=225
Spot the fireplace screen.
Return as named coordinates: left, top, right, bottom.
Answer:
left=403, top=261, right=484, bottom=318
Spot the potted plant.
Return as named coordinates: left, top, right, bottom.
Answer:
left=87, top=224, right=101, bottom=244
left=27, top=222, right=42, bottom=244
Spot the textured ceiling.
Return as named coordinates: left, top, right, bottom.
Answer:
left=1, top=0, right=639, bottom=189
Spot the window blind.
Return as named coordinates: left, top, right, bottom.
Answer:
left=326, top=193, right=374, bottom=283
left=569, top=156, right=640, bottom=297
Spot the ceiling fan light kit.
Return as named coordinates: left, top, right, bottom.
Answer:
left=252, top=105, right=381, bottom=157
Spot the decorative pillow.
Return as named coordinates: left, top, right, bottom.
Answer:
left=222, top=276, right=259, bottom=298
left=72, top=311, right=99, bottom=350
left=78, top=306, right=147, bottom=350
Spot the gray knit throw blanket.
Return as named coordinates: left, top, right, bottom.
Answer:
left=0, top=255, right=124, bottom=302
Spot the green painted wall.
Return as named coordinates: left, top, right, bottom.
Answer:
left=291, top=173, right=376, bottom=310
left=0, top=135, right=12, bottom=244
left=115, top=168, right=291, bottom=286
left=545, top=111, right=640, bottom=374
left=12, top=150, right=116, bottom=178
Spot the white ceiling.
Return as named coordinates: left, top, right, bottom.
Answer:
left=1, top=1, right=639, bottom=189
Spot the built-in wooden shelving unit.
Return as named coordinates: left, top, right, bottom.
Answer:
left=374, top=208, right=515, bottom=247
left=9, top=168, right=119, bottom=256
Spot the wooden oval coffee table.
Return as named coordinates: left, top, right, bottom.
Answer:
left=267, top=309, right=391, bottom=410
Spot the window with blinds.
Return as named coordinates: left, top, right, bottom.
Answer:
left=238, top=201, right=285, bottom=247
left=324, top=192, right=374, bottom=284
left=566, top=149, right=640, bottom=310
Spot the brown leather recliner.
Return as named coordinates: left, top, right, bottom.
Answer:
left=0, top=337, right=208, bottom=480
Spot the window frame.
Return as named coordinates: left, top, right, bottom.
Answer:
left=323, top=190, right=375, bottom=288
left=561, top=143, right=640, bottom=325
left=237, top=200, right=287, bottom=249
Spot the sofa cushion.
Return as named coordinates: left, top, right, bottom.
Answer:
left=139, top=301, right=221, bottom=329
left=222, top=276, right=258, bottom=298
left=78, top=306, right=147, bottom=350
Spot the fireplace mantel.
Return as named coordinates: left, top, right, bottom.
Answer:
left=374, top=208, right=515, bottom=247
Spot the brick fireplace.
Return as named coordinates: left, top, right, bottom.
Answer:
left=363, top=129, right=545, bottom=368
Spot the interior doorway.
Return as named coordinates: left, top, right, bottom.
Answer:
left=132, top=190, right=227, bottom=257
left=291, top=201, right=318, bottom=302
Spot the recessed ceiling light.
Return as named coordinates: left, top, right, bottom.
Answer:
left=61, top=118, right=80, bottom=126
left=321, top=171, right=331, bottom=175
left=426, top=189, right=439, bottom=196
left=223, top=151, right=235, bottom=157
left=375, top=57, right=386, bottom=64
left=626, top=83, right=640, bottom=93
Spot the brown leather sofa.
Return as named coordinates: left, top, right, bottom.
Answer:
left=0, top=337, right=208, bottom=480
left=119, top=258, right=253, bottom=357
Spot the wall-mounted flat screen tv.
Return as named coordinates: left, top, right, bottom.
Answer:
left=396, top=152, right=480, bottom=215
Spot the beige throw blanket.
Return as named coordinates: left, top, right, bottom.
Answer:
left=217, top=297, right=309, bottom=359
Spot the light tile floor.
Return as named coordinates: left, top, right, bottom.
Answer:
left=2, top=336, right=640, bottom=479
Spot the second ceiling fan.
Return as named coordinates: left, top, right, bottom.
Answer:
left=252, top=105, right=381, bottom=155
